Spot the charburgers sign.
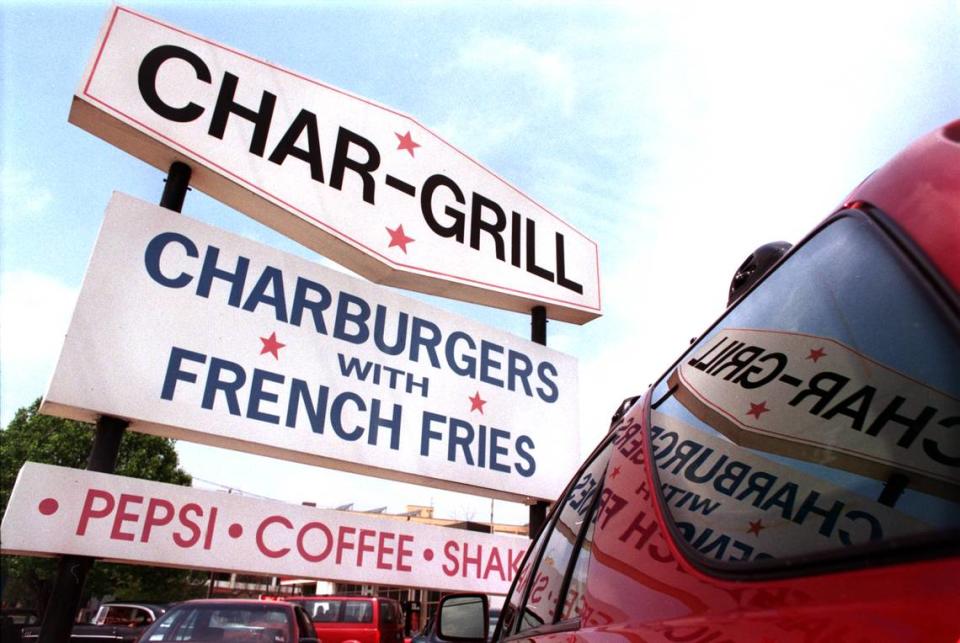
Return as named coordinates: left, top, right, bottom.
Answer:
left=71, top=5, right=601, bottom=323
left=41, top=193, right=579, bottom=503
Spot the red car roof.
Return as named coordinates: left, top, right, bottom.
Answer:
left=843, top=119, right=960, bottom=293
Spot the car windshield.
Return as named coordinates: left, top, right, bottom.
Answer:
left=648, top=215, right=960, bottom=569
left=141, top=603, right=291, bottom=642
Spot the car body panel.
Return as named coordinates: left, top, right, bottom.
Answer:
left=843, top=120, right=960, bottom=293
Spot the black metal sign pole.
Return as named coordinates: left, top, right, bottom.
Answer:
left=528, top=306, right=550, bottom=538
left=160, top=161, right=192, bottom=212
left=37, top=416, right=127, bottom=643
left=37, top=162, right=192, bottom=643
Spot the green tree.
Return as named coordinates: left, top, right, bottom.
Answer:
left=1, top=398, right=207, bottom=611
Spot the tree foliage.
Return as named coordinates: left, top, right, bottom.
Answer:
left=1, top=399, right=207, bottom=610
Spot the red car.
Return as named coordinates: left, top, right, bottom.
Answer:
left=280, top=596, right=404, bottom=643
left=435, top=120, right=960, bottom=641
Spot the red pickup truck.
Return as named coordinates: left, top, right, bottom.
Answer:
left=280, top=596, right=404, bottom=643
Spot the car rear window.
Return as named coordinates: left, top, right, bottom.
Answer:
left=299, top=599, right=373, bottom=623
left=95, top=605, right=152, bottom=626
left=649, top=213, right=959, bottom=571
left=378, top=601, right=398, bottom=626
left=144, top=604, right=290, bottom=641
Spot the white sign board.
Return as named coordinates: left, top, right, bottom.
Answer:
left=1, top=463, right=526, bottom=594
left=70, top=5, right=601, bottom=324
left=41, top=192, right=579, bottom=503
left=670, top=328, right=960, bottom=501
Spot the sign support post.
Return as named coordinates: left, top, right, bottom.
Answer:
left=37, top=163, right=191, bottom=643
left=37, top=416, right=125, bottom=643
left=529, top=305, right=550, bottom=538
left=160, top=161, right=192, bottom=211
left=878, top=472, right=909, bottom=507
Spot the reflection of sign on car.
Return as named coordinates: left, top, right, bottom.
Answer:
left=670, top=328, right=960, bottom=500
left=650, top=411, right=930, bottom=562
left=71, top=6, right=600, bottom=323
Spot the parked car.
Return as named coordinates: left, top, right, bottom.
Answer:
left=485, top=608, right=499, bottom=640
left=135, top=598, right=318, bottom=642
left=281, top=596, right=404, bottom=643
left=410, top=612, right=434, bottom=643
left=434, top=120, right=960, bottom=641
left=0, top=608, right=39, bottom=643
left=21, top=602, right=168, bottom=643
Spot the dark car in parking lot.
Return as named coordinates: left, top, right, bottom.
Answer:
left=21, top=602, right=168, bottom=643
left=0, top=608, right=39, bottom=643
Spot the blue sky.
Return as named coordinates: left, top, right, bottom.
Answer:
left=2, top=0, right=958, bottom=525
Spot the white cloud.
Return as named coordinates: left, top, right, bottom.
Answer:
left=0, top=271, right=77, bottom=426
left=562, top=2, right=957, bottom=466
left=429, top=33, right=578, bottom=159
left=431, top=113, right=527, bottom=160
left=452, top=35, right=577, bottom=116
left=0, top=166, right=54, bottom=219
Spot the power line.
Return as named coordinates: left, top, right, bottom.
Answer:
left=189, top=477, right=276, bottom=501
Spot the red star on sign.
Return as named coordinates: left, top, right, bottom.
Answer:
left=469, top=391, right=487, bottom=414
left=747, top=401, right=770, bottom=420
left=611, top=466, right=621, bottom=479
left=386, top=224, right=414, bottom=253
left=747, top=519, right=766, bottom=536
left=807, top=347, right=827, bottom=362
left=260, top=332, right=285, bottom=359
left=395, top=131, right=420, bottom=157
